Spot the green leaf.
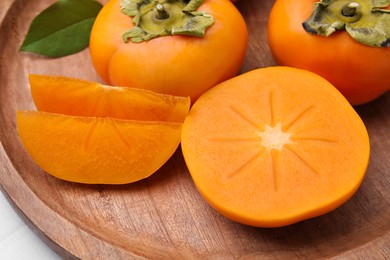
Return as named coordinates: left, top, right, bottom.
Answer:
left=20, top=0, right=103, bottom=57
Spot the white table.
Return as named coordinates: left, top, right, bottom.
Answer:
left=0, top=190, right=61, bottom=259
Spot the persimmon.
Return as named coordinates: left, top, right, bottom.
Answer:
left=268, top=0, right=390, bottom=105
left=17, top=111, right=182, bottom=184
left=89, top=0, right=248, bottom=102
left=181, top=66, right=370, bottom=227
left=18, top=75, right=190, bottom=184
left=29, top=74, right=190, bottom=123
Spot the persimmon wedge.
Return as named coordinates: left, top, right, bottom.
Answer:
left=181, top=66, right=370, bottom=227
left=17, top=111, right=182, bottom=184
left=29, top=74, right=190, bottom=122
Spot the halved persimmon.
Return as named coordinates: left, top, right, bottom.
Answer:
left=17, top=111, right=182, bottom=184
left=181, top=66, right=370, bottom=227
left=29, top=74, right=190, bottom=122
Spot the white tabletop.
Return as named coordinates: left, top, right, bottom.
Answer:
left=0, top=190, right=61, bottom=259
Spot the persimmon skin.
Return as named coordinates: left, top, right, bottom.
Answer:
left=268, top=0, right=390, bottom=105
left=90, top=0, right=248, bottom=102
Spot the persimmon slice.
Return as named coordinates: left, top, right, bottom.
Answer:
left=29, top=74, right=190, bottom=122
left=17, top=111, right=182, bottom=184
left=181, top=66, right=370, bottom=227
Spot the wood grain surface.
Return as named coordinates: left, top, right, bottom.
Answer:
left=1, top=0, right=389, bottom=259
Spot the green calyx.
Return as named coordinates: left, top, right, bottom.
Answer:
left=120, top=0, right=214, bottom=43
left=302, top=0, right=390, bottom=47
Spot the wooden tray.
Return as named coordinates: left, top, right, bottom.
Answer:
left=1, top=0, right=389, bottom=258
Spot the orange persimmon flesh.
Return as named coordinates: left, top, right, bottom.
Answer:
left=29, top=74, right=190, bottom=123
left=17, top=75, right=190, bottom=184
left=17, top=111, right=182, bottom=184
left=181, top=66, right=370, bottom=227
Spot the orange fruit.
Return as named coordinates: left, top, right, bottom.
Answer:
left=29, top=74, right=190, bottom=122
left=267, top=0, right=390, bottom=105
left=17, top=75, right=190, bottom=184
left=89, top=0, right=248, bottom=102
left=17, top=111, right=182, bottom=184
left=181, top=66, right=370, bottom=227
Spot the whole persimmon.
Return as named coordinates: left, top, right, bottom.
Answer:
left=90, top=0, right=248, bottom=102
left=268, top=0, right=390, bottom=105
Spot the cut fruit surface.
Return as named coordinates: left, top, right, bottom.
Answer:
left=17, top=111, right=182, bottom=184
left=29, top=74, right=190, bottom=122
left=181, top=66, right=370, bottom=227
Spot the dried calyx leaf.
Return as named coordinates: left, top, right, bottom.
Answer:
left=302, top=0, right=390, bottom=47
left=120, top=0, right=214, bottom=43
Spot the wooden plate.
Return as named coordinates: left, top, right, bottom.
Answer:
left=1, top=0, right=389, bottom=258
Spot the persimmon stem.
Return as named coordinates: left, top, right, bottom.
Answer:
left=302, top=0, right=390, bottom=47
left=341, top=2, right=360, bottom=17
left=156, top=3, right=169, bottom=19
left=121, top=0, right=214, bottom=43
